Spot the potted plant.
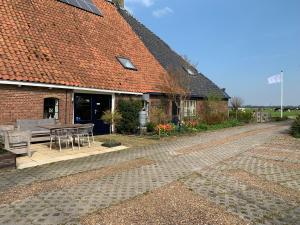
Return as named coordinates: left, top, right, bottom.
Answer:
left=101, top=110, right=122, bottom=148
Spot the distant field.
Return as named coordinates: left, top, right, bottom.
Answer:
left=263, top=109, right=300, bottom=118
left=240, top=108, right=300, bottom=119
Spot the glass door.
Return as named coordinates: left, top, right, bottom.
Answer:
left=74, top=94, right=111, bottom=135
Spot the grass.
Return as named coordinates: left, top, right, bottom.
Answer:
left=95, top=134, right=162, bottom=148
left=254, top=109, right=300, bottom=119
left=265, top=109, right=300, bottom=118
left=95, top=119, right=243, bottom=148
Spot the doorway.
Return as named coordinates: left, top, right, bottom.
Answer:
left=74, top=93, right=111, bottom=135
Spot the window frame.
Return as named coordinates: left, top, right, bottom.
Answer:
left=116, top=56, right=138, bottom=71
left=182, top=100, right=197, bottom=117
left=183, top=66, right=196, bottom=76
left=43, top=98, right=59, bottom=120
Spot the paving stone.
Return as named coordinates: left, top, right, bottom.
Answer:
left=0, top=123, right=294, bottom=224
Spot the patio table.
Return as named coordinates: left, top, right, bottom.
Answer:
left=38, top=124, right=90, bottom=130
left=39, top=124, right=93, bottom=150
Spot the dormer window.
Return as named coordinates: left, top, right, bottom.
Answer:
left=117, top=57, right=137, bottom=70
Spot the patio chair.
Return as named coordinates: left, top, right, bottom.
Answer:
left=50, top=128, right=74, bottom=152
left=86, top=123, right=95, bottom=143
left=75, top=126, right=91, bottom=150
left=4, top=130, right=31, bottom=157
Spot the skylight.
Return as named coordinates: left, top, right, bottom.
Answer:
left=184, top=67, right=195, bottom=76
left=117, top=57, right=137, bottom=70
left=58, top=0, right=102, bottom=16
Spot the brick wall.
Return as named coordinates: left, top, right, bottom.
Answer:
left=0, top=85, right=73, bottom=124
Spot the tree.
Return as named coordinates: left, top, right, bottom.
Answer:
left=161, top=67, right=192, bottom=122
left=230, top=96, right=244, bottom=119
left=101, top=110, right=122, bottom=136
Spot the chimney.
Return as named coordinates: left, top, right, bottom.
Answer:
left=113, top=0, right=124, bottom=8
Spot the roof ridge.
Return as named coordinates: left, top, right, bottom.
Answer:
left=120, top=9, right=172, bottom=49
left=120, top=9, right=196, bottom=65
left=119, top=8, right=229, bottom=99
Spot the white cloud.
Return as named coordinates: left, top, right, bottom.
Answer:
left=152, top=7, right=173, bottom=18
left=126, top=0, right=155, bottom=7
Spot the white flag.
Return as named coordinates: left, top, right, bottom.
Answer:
left=268, top=74, right=282, bottom=84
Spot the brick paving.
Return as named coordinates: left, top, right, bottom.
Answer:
left=0, top=122, right=298, bottom=225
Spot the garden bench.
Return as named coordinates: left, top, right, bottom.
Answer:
left=17, top=119, right=56, bottom=142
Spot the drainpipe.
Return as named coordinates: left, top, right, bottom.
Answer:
left=111, top=93, right=116, bottom=133
left=65, top=90, right=68, bottom=124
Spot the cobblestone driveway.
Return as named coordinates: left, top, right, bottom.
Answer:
left=0, top=122, right=299, bottom=225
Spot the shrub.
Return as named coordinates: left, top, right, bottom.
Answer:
left=116, top=99, right=143, bottom=134
left=229, top=110, right=253, bottom=123
left=101, top=110, right=122, bottom=134
left=184, top=120, right=198, bottom=128
left=146, top=122, right=156, bottom=133
left=291, top=116, right=300, bottom=138
left=204, top=113, right=227, bottom=125
left=151, top=108, right=168, bottom=124
left=196, top=123, right=208, bottom=131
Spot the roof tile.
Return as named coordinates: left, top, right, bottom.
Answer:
left=0, top=0, right=169, bottom=93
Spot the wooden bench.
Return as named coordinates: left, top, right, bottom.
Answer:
left=16, top=119, right=56, bottom=142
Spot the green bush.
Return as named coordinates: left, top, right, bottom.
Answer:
left=146, top=122, right=156, bottom=133
left=229, top=110, right=253, bottom=123
left=291, top=116, right=300, bottom=138
left=116, top=99, right=143, bottom=134
left=196, top=123, right=208, bottom=131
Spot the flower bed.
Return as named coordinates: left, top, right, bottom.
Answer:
left=154, top=119, right=242, bottom=137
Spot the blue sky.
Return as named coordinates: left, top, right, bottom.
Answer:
left=125, top=0, right=300, bottom=106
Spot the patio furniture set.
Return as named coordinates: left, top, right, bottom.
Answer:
left=0, top=119, right=95, bottom=158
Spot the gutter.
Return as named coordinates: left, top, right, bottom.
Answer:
left=0, top=80, right=143, bottom=96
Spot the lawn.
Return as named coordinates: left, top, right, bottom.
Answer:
left=95, top=120, right=243, bottom=148
left=264, top=109, right=300, bottom=119
left=95, top=134, right=162, bottom=148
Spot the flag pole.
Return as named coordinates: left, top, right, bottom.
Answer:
left=280, top=70, right=283, bottom=118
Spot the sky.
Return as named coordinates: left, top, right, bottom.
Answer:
left=124, top=0, right=300, bottom=106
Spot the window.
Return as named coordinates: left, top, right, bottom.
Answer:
left=117, top=57, right=137, bottom=70
left=183, top=66, right=196, bottom=76
left=44, top=98, right=59, bottom=119
left=58, top=0, right=102, bottom=16
left=187, top=68, right=195, bottom=76
left=183, top=100, right=196, bottom=117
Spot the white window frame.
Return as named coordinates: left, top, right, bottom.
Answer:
left=44, top=98, right=59, bottom=119
left=182, top=100, right=197, bottom=117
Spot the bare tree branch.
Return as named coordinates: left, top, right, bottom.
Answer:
left=160, top=67, right=192, bottom=121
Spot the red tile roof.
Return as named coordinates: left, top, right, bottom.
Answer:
left=0, top=0, right=169, bottom=93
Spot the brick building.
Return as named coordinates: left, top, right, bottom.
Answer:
left=0, top=0, right=229, bottom=134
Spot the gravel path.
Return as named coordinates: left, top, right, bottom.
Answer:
left=81, top=182, right=249, bottom=225
left=0, top=122, right=297, bottom=225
